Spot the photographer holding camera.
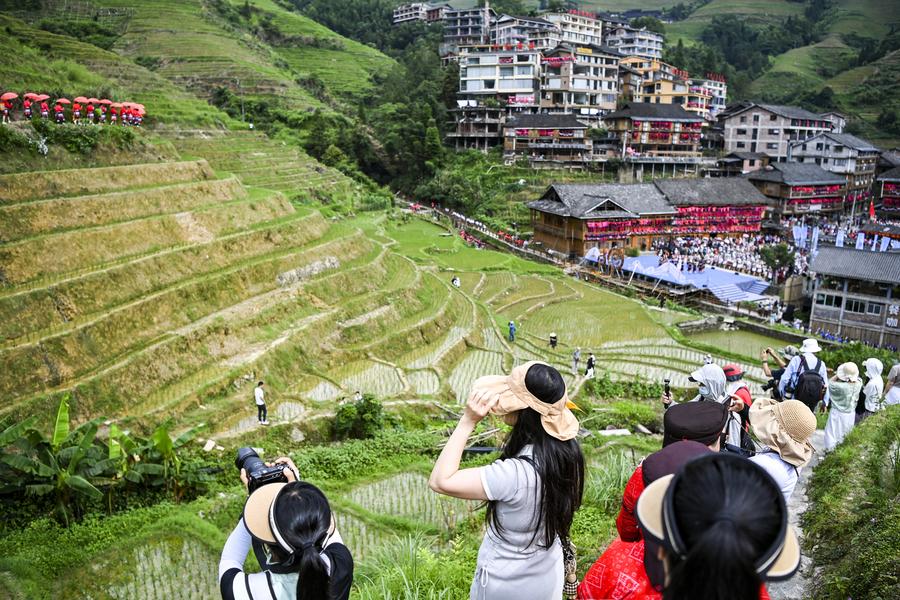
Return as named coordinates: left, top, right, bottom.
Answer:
left=760, top=346, right=797, bottom=400
left=219, top=449, right=353, bottom=600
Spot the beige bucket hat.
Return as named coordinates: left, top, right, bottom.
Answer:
left=750, top=397, right=817, bottom=467
left=836, top=362, right=859, bottom=382
left=636, top=453, right=801, bottom=582
left=471, top=360, right=579, bottom=441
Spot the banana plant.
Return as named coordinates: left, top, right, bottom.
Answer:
left=0, top=396, right=105, bottom=526
left=145, top=424, right=208, bottom=501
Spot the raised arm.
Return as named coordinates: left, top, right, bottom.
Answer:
left=428, top=389, right=498, bottom=501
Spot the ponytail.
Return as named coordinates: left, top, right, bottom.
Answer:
left=296, top=544, right=331, bottom=600
left=664, top=520, right=761, bottom=600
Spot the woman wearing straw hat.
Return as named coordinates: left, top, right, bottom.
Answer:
left=748, top=398, right=817, bottom=502
left=635, top=453, right=800, bottom=600
left=823, top=362, right=862, bottom=451
left=429, top=361, right=584, bottom=600
left=219, top=457, right=353, bottom=600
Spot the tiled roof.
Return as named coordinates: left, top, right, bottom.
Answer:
left=654, top=178, right=771, bottom=206
left=506, top=113, right=588, bottom=129
left=747, top=163, right=846, bottom=186
left=878, top=151, right=900, bottom=169
left=728, top=151, right=770, bottom=160
left=720, top=102, right=826, bottom=122
left=796, top=132, right=880, bottom=152
left=878, top=166, right=900, bottom=182
left=604, top=102, right=703, bottom=122
left=809, top=246, right=900, bottom=284
left=528, top=183, right=675, bottom=218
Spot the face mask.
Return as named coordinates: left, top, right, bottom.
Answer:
left=698, top=385, right=710, bottom=397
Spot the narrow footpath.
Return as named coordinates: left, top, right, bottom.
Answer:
left=768, top=428, right=826, bottom=600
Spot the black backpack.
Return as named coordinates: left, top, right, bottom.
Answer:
left=793, top=356, right=825, bottom=411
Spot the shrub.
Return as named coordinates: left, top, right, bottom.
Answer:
left=803, top=406, right=900, bottom=600
left=294, top=431, right=439, bottom=482
left=332, top=394, right=389, bottom=440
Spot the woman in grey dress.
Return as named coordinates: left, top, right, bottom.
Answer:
left=429, top=361, right=585, bottom=600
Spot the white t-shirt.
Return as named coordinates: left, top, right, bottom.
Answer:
left=750, top=451, right=799, bottom=503
left=254, top=387, right=265, bottom=405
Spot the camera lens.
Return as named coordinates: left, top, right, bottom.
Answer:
left=235, top=447, right=267, bottom=477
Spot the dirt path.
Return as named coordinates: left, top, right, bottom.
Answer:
left=768, top=428, right=826, bottom=600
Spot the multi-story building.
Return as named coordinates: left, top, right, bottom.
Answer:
left=603, top=102, right=704, bottom=159
left=503, top=113, right=591, bottom=166
left=448, top=44, right=541, bottom=150
left=717, top=102, right=833, bottom=160
left=603, top=22, right=664, bottom=60
left=393, top=3, right=429, bottom=25
left=698, top=74, right=727, bottom=118
left=543, top=11, right=604, bottom=47
left=819, top=111, right=846, bottom=134
left=617, top=63, right=642, bottom=103
left=747, top=162, right=846, bottom=216
left=539, top=44, right=620, bottom=117
left=442, top=4, right=495, bottom=52
left=636, top=77, right=713, bottom=119
left=527, top=178, right=770, bottom=256
left=620, top=56, right=678, bottom=85
left=808, top=246, right=900, bottom=348
left=715, top=152, right=771, bottom=176
left=877, top=166, right=900, bottom=213
left=492, top=14, right=557, bottom=49
left=790, top=132, right=881, bottom=197
left=393, top=2, right=450, bottom=25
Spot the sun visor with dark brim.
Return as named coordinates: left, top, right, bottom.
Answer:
left=635, top=474, right=801, bottom=581
left=242, top=482, right=287, bottom=544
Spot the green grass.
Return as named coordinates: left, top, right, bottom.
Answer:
left=666, top=0, right=804, bottom=45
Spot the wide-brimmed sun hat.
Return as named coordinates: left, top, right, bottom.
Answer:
left=750, top=397, right=817, bottom=467
left=781, top=345, right=799, bottom=359
left=243, top=482, right=289, bottom=548
left=799, top=338, right=821, bottom=354
left=471, top=361, right=579, bottom=441
left=836, top=362, right=859, bottom=382
left=636, top=453, right=801, bottom=582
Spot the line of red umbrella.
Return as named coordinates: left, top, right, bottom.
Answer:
left=2, top=92, right=145, bottom=115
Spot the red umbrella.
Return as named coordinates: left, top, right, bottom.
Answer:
left=111, top=102, right=123, bottom=108
left=99, top=99, right=113, bottom=105
left=74, top=96, right=89, bottom=103
left=87, top=97, right=100, bottom=104
left=24, top=92, right=40, bottom=99
left=1, top=92, right=18, bottom=101
left=36, top=94, right=50, bottom=101
left=56, top=98, right=71, bottom=104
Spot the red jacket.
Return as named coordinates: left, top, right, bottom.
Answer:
left=578, top=539, right=772, bottom=600
left=616, top=465, right=644, bottom=542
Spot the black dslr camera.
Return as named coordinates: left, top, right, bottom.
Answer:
left=235, top=447, right=290, bottom=493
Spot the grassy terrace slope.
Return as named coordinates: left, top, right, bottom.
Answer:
left=0, top=164, right=766, bottom=442
left=666, top=0, right=804, bottom=44
left=227, top=0, right=395, bottom=100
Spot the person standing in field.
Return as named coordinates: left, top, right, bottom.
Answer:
left=585, top=353, right=595, bottom=379
left=572, top=347, right=581, bottom=374
left=255, top=381, right=269, bottom=425
left=857, top=357, right=884, bottom=423
left=508, top=320, right=516, bottom=342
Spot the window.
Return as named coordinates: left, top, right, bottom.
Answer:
left=753, top=114, right=760, bottom=122
left=770, top=114, right=777, bottom=121
left=740, top=116, right=747, bottom=123
left=802, top=144, right=807, bottom=150
left=867, top=303, right=883, bottom=316
left=737, top=128, right=747, bottom=135
left=768, top=129, right=779, bottom=135
left=766, top=143, right=778, bottom=150
left=815, top=294, right=842, bottom=308
left=736, top=142, right=746, bottom=148
left=500, top=67, right=514, bottom=77
left=845, top=299, right=866, bottom=314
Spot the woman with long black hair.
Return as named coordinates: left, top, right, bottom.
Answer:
left=636, top=453, right=801, bottom=600
left=219, top=457, right=353, bottom=600
left=429, top=361, right=585, bottom=600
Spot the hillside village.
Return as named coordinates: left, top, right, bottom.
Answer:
left=0, top=1, right=898, bottom=600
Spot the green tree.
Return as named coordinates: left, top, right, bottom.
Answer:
left=631, top=16, right=665, bottom=35
left=760, top=243, right=795, bottom=282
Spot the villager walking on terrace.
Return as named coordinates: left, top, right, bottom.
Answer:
left=823, top=362, right=862, bottom=451
left=255, top=381, right=269, bottom=425
left=572, top=347, right=581, bottom=374
left=429, top=361, right=584, bottom=600
left=507, top=320, right=516, bottom=342
left=585, top=353, right=595, bottom=379
left=549, top=332, right=557, bottom=349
